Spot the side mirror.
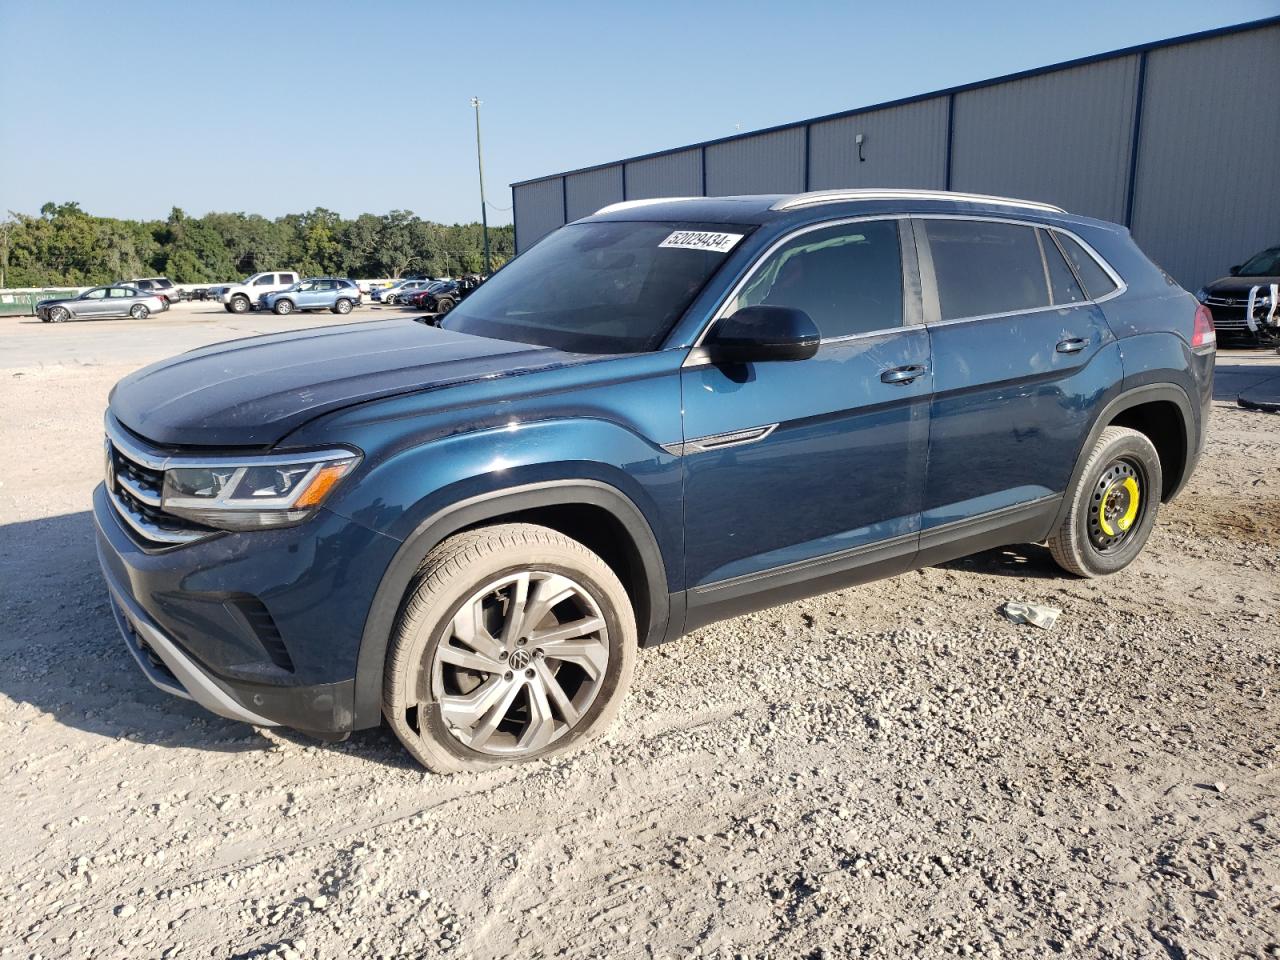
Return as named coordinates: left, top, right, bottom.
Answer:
left=705, top=305, right=820, bottom=363
left=1229, top=265, right=1241, bottom=276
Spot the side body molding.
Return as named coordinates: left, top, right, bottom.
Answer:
left=351, top=479, right=671, bottom=729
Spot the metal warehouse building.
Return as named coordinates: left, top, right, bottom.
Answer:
left=510, top=16, right=1279, bottom=290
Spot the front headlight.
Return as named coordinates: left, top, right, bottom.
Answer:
left=161, top=449, right=360, bottom=530
left=1195, top=287, right=1208, bottom=301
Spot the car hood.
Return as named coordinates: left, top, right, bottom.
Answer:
left=1205, top=275, right=1280, bottom=296
left=109, top=319, right=578, bottom=447
left=36, top=297, right=77, bottom=308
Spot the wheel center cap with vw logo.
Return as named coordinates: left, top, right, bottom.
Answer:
left=509, top=648, right=532, bottom=671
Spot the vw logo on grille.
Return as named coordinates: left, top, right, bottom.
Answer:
left=509, top=648, right=532, bottom=671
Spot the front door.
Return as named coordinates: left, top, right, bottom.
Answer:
left=679, top=218, right=932, bottom=628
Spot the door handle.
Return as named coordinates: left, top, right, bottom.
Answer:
left=1056, top=337, right=1087, bottom=354
left=880, top=364, right=926, bottom=385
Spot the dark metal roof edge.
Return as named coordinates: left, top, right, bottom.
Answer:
left=510, top=15, right=1280, bottom=189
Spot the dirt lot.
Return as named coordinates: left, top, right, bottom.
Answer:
left=0, top=317, right=1277, bottom=960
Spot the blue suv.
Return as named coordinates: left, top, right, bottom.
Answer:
left=95, top=189, right=1215, bottom=772
left=260, top=277, right=361, bottom=315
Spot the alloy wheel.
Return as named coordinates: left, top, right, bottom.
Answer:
left=429, top=570, right=610, bottom=757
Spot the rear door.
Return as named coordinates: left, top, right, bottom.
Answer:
left=106, top=286, right=134, bottom=316
left=680, top=217, right=932, bottom=626
left=915, top=216, right=1121, bottom=547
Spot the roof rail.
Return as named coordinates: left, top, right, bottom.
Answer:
left=771, top=189, right=1066, bottom=214
left=594, top=197, right=698, bottom=215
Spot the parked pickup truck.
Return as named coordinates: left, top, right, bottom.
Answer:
left=217, top=271, right=300, bottom=313
left=95, top=189, right=1213, bottom=774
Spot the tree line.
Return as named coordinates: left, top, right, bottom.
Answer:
left=0, top=202, right=516, bottom=288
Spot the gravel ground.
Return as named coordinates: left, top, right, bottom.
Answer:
left=0, top=331, right=1277, bottom=960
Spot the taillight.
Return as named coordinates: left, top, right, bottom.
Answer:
left=1192, top=303, right=1216, bottom=349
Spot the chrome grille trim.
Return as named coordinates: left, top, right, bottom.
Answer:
left=106, top=484, right=210, bottom=545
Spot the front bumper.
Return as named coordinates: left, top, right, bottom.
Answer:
left=93, top=482, right=400, bottom=733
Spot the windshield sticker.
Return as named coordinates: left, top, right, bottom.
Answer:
left=659, top=230, right=744, bottom=253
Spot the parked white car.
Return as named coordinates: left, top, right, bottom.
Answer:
left=218, top=271, right=301, bottom=314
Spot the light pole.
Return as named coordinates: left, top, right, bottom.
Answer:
left=471, top=96, right=492, bottom=276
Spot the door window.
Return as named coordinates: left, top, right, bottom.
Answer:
left=1054, top=233, right=1118, bottom=300
left=279, top=273, right=296, bottom=284
left=108, top=287, right=133, bottom=298
left=1038, top=229, right=1085, bottom=305
left=731, top=219, right=904, bottom=339
left=923, top=219, right=1050, bottom=321
left=254, top=274, right=275, bottom=285
left=83, top=288, right=107, bottom=299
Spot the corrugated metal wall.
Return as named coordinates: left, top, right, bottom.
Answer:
left=808, top=98, right=949, bottom=191
left=510, top=19, right=1276, bottom=288
left=564, top=165, right=624, bottom=223
left=705, top=128, right=806, bottom=196
left=624, top=149, right=703, bottom=200
left=513, top=177, right=564, bottom=252
left=1129, top=24, right=1280, bottom=287
left=950, top=56, right=1140, bottom=222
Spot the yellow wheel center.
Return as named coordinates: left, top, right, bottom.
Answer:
left=1098, top=476, right=1141, bottom=537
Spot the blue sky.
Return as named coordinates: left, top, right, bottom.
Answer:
left=1, top=0, right=1274, bottom=226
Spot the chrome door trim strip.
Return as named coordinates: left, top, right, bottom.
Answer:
left=662, top=423, right=778, bottom=457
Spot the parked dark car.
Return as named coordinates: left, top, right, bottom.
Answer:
left=1197, top=245, right=1279, bottom=344
left=421, top=274, right=483, bottom=315
left=95, top=189, right=1213, bottom=773
left=37, top=285, right=168, bottom=322
left=405, top=280, right=455, bottom=310
left=120, top=277, right=182, bottom=304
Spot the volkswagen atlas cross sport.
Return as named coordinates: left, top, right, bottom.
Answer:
left=95, top=189, right=1215, bottom=773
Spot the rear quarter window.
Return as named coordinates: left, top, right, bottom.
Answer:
left=1055, top=233, right=1118, bottom=300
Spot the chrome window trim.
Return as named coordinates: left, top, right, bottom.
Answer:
left=911, top=214, right=1127, bottom=328
left=683, top=214, right=912, bottom=368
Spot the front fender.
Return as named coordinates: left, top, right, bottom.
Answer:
left=328, top=418, right=684, bottom=729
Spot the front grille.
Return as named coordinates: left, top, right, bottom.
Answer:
left=1206, top=305, right=1251, bottom=331
left=106, top=432, right=217, bottom=547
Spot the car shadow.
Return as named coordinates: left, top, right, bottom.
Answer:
left=0, top=510, right=413, bottom=769
left=938, top=542, right=1063, bottom=579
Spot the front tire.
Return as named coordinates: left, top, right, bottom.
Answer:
left=333, top=297, right=353, bottom=315
left=383, top=523, right=637, bottom=774
left=229, top=295, right=250, bottom=314
left=49, top=307, right=69, bottom=323
left=273, top=299, right=294, bottom=315
left=1047, top=426, right=1162, bottom=578
left=434, top=297, right=454, bottom=316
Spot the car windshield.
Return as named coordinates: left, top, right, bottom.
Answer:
left=441, top=220, right=750, bottom=353
left=1237, top=247, right=1280, bottom=277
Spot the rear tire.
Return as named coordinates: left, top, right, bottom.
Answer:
left=130, top=304, right=149, bottom=319
left=1047, top=426, right=1162, bottom=578
left=435, top=297, right=455, bottom=316
left=333, top=297, right=353, bottom=315
left=383, top=523, right=636, bottom=774
left=273, top=299, right=294, bottom=315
